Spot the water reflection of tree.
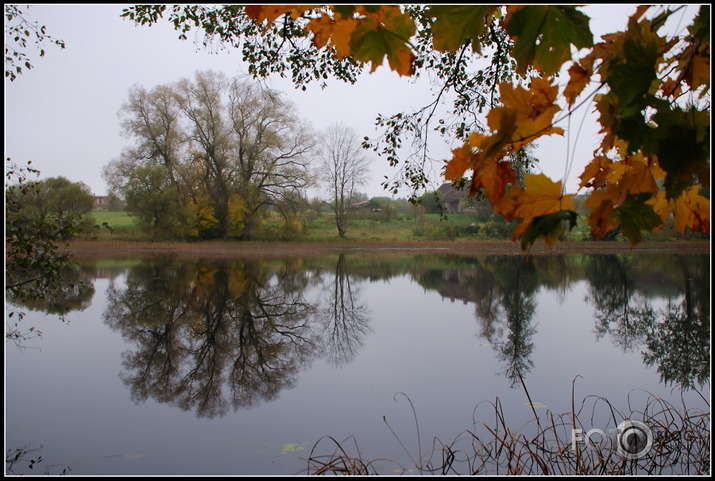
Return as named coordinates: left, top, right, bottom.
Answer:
left=6, top=264, right=94, bottom=317
left=491, top=257, right=538, bottom=386
left=416, top=255, right=539, bottom=387
left=317, top=254, right=371, bottom=367
left=641, top=256, right=710, bottom=389
left=585, top=254, right=710, bottom=389
left=586, top=255, right=652, bottom=351
left=103, top=256, right=319, bottom=418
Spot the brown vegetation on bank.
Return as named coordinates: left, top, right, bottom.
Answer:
left=64, top=239, right=711, bottom=260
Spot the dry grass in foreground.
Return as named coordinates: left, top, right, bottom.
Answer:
left=300, top=387, right=710, bottom=476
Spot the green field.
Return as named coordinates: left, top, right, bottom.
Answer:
left=267, top=212, right=515, bottom=242
left=90, top=210, right=504, bottom=241
left=92, top=211, right=139, bottom=231
left=89, top=209, right=703, bottom=243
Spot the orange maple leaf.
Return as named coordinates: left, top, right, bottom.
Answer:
left=308, top=14, right=357, bottom=57
left=474, top=108, right=517, bottom=160
left=495, top=173, right=575, bottom=240
left=444, top=146, right=472, bottom=181
left=469, top=153, right=517, bottom=206
left=649, top=185, right=710, bottom=235
left=583, top=188, right=621, bottom=239
left=444, top=141, right=516, bottom=206
left=685, top=53, right=710, bottom=92
left=244, top=5, right=309, bottom=23
left=564, top=62, right=591, bottom=106
left=579, top=155, right=612, bottom=190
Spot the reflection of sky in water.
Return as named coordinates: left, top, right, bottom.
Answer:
left=6, top=254, right=710, bottom=475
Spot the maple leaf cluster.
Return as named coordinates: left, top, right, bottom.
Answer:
left=245, top=5, right=417, bottom=76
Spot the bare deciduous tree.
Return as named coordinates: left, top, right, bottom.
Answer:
left=320, top=123, right=371, bottom=237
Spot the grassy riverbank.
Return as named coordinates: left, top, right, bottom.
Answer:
left=88, top=210, right=710, bottom=258
left=65, top=238, right=711, bottom=261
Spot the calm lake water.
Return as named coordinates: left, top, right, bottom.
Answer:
left=6, top=251, right=710, bottom=475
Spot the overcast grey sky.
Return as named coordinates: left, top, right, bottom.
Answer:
left=5, top=4, right=695, bottom=198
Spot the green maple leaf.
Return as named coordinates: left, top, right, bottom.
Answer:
left=349, top=10, right=416, bottom=75
left=647, top=103, right=710, bottom=200
left=614, top=193, right=662, bottom=246
left=606, top=32, right=660, bottom=112
left=507, top=5, right=593, bottom=75
left=521, top=210, right=578, bottom=250
left=334, top=5, right=357, bottom=18
left=429, top=5, right=498, bottom=52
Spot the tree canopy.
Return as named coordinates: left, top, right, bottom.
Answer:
left=122, top=4, right=710, bottom=249
left=104, top=71, right=315, bottom=240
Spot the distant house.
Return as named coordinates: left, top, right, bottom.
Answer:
left=349, top=200, right=371, bottom=211
left=436, top=183, right=466, bottom=214
left=93, top=195, right=110, bottom=211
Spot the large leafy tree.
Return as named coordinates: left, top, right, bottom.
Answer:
left=5, top=165, right=94, bottom=342
left=123, top=4, right=710, bottom=249
left=122, top=165, right=190, bottom=240
left=5, top=174, right=95, bottom=242
left=226, top=77, right=316, bottom=239
left=104, top=70, right=315, bottom=239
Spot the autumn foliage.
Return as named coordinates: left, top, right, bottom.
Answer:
left=127, top=5, right=710, bottom=249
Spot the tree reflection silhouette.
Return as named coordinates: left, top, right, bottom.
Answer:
left=494, top=258, right=538, bottom=387
left=414, top=255, right=539, bottom=387
left=7, top=263, right=94, bottom=317
left=317, top=254, right=371, bottom=367
left=585, top=254, right=710, bottom=389
left=96, top=252, right=709, bottom=416
left=103, top=256, right=319, bottom=418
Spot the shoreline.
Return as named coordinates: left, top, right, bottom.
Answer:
left=63, top=239, right=711, bottom=259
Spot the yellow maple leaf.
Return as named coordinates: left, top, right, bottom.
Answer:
left=498, top=78, right=564, bottom=150
left=495, top=173, right=575, bottom=239
left=671, top=185, right=710, bottom=235
left=648, top=190, right=670, bottom=225
left=608, top=154, right=660, bottom=195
